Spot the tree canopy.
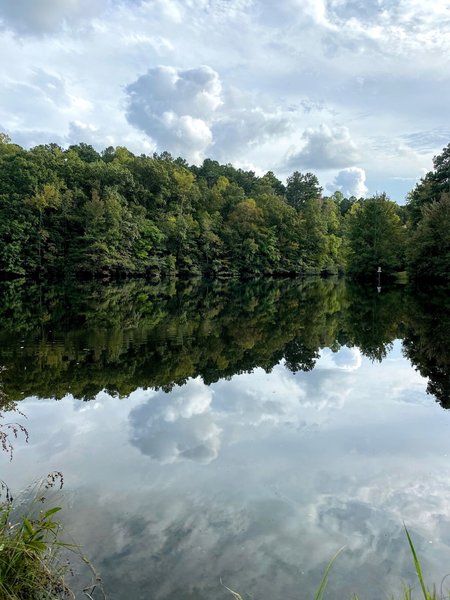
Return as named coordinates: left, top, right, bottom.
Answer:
left=0, top=135, right=449, bottom=282
left=406, top=143, right=450, bottom=280
left=346, top=194, right=405, bottom=277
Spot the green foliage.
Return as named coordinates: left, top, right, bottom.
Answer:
left=0, top=142, right=349, bottom=279
left=0, top=132, right=12, bottom=145
left=0, top=501, right=68, bottom=600
left=405, top=143, right=450, bottom=281
left=285, top=171, right=322, bottom=212
left=0, top=136, right=447, bottom=281
left=0, top=278, right=353, bottom=401
left=408, top=143, right=450, bottom=226
left=345, top=194, right=405, bottom=278
left=407, top=193, right=450, bottom=281
left=0, top=472, right=103, bottom=600
left=0, top=470, right=105, bottom=600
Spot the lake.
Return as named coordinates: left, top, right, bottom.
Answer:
left=1, top=277, right=450, bottom=599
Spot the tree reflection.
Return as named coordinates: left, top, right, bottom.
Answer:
left=402, top=285, right=450, bottom=408
left=342, top=282, right=405, bottom=362
left=0, top=277, right=449, bottom=408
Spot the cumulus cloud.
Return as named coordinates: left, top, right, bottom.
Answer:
left=128, top=65, right=223, bottom=119
left=125, top=64, right=292, bottom=163
left=211, top=107, right=291, bottom=161
left=285, top=124, right=360, bottom=170
left=66, top=121, right=114, bottom=149
left=329, top=166, right=368, bottom=197
left=126, top=65, right=222, bottom=162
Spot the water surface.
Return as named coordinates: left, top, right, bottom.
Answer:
left=1, top=278, right=450, bottom=599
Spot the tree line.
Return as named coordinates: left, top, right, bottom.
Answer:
left=0, top=132, right=449, bottom=280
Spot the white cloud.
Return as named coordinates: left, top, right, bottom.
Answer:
left=129, top=378, right=221, bottom=464
left=318, top=346, right=363, bottom=371
left=125, top=64, right=293, bottom=163
left=285, top=125, right=360, bottom=170
left=128, top=65, right=223, bottom=119
left=126, top=65, right=222, bottom=162
left=329, top=166, right=368, bottom=197
left=211, top=107, right=291, bottom=161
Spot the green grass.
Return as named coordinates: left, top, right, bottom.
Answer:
left=0, top=502, right=71, bottom=599
left=0, top=475, right=71, bottom=599
left=0, top=474, right=104, bottom=600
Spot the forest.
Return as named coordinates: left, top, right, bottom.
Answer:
left=0, top=132, right=449, bottom=281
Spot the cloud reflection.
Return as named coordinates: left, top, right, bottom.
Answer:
left=129, top=378, right=221, bottom=464
left=127, top=345, right=429, bottom=465
left=318, top=346, right=363, bottom=371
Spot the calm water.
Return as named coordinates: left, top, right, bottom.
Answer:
left=1, top=277, right=450, bottom=599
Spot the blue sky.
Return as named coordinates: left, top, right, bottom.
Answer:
left=1, top=0, right=449, bottom=201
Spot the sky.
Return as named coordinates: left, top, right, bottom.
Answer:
left=0, top=0, right=449, bottom=201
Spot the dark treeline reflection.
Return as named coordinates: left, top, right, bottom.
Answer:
left=0, top=277, right=449, bottom=407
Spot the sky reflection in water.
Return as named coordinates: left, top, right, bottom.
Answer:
left=4, top=340, right=450, bottom=600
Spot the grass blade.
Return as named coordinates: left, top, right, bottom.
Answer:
left=43, top=506, right=62, bottom=518
left=220, top=577, right=245, bottom=600
left=404, top=524, right=429, bottom=600
left=315, top=546, right=346, bottom=600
